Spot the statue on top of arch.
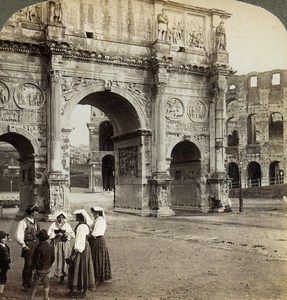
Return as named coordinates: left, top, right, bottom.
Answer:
left=49, top=0, right=62, bottom=24
left=157, top=9, right=169, bottom=41
left=215, top=21, right=226, bottom=51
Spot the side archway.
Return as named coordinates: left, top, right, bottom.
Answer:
left=0, top=128, right=39, bottom=211
left=169, top=140, right=202, bottom=209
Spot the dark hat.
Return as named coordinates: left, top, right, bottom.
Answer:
left=0, top=231, right=9, bottom=239
left=36, top=229, right=49, bottom=242
left=25, top=204, right=39, bottom=215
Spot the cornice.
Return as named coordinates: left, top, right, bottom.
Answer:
left=0, top=40, right=44, bottom=56
left=0, top=40, right=233, bottom=76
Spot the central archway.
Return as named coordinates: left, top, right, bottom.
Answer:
left=64, top=87, right=151, bottom=214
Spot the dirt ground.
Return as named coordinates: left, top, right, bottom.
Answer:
left=1, top=192, right=287, bottom=300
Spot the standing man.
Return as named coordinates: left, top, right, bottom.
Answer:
left=15, top=204, right=40, bottom=292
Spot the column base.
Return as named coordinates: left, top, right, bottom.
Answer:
left=148, top=174, right=175, bottom=217
left=207, top=173, right=232, bottom=213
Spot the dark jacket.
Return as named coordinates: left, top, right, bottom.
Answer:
left=31, top=241, right=55, bottom=271
left=0, top=244, right=10, bottom=268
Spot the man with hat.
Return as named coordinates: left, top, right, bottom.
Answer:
left=15, top=204, right=40, bottom=291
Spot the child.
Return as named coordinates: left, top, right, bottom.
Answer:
left=28, top=229, right=55, bottom=300
left=0, top=231, right=10, bottom=299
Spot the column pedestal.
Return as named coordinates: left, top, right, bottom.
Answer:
left=45, top=172, right=71, bottom=221
left=207, top=172, right=232, bottom=213
left=147, top=173, right=175, bottom=217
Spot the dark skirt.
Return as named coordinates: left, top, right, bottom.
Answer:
left=88, top=236, right=112, bottom=283
left=67, top=241, right=95, bottom=293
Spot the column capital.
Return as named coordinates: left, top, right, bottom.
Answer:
left=48, top=69, right=63, bottom=83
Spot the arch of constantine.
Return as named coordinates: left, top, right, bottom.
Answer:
left=0, top=0, right=233, bottom=219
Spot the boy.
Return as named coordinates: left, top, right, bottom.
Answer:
left=28, top=229, right=55, bottom=300
left=0, top=231, right=10, bottom=300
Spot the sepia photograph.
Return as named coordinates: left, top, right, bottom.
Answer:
left=0, top=0, right=286, bottom=299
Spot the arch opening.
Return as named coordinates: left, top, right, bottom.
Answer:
left=269, top=112, right=283, bottom=140
left=227, top=162, right=239, bottom=188
left=247, top=161, right=261, bottom=187
left=0, top=133, right=35, bottom=211
left=170, top=141, right=201, bottom=208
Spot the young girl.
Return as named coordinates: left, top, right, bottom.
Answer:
left=0, top=231, right=11, bottom=299
left=47, top=212, right=75, bottom=284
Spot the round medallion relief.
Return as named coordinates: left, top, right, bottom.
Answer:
left=0, top=82, right=9, bottom=108
left=165, top=98, right=184, bottom=121
left=187, top=99, right=208, bottom=122
left=14, top=83, right=45, bottom=109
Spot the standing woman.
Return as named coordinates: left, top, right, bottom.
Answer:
left=47, top=212, right=75, bottom=284
left=89, top=206, right=112, bottom=285
left=67, top=209, right=95, bottom=298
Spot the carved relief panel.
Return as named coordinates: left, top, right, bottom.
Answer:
left=119, top=146, right=138, bottom=177
left=187, top=99, right=208, bottom=122
left=62, top=0, right=153, bottom=42
left=14, top=83, right=45, bottom=109
left=166, top=12, right=184, bottom=47
left=186, top=14, right=205, bottom=49
left=0, top=82, right=9, bottom=108
left=165, top=98, right=184, bottom=121
left=49, top=184, right=65, bottom=214
left=160, top=10, right=205, bottom=50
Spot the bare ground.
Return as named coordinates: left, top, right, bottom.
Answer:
left=1, top=192, right=287, bottom=300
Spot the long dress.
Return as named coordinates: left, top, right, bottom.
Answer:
left=47, top=221, right=75, bottom=279
left=88, top=216, right=112, bottom=284
left=68, top=222, right=95, bottom=294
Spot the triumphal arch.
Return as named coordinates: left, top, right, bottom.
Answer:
left=0, top=0, right=233, bottom=219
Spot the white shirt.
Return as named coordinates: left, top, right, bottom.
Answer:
left=91, top=216, right=106, bottom=237
left=74, top=223, right=89, bottom=253
left=15, top=217, right=37, bottom=248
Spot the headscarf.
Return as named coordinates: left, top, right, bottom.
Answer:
left=91, top=206, right=105, bottom=219
left=56, top=211, right=68, bottom=219
left=74, top=209, right=93, bottom=226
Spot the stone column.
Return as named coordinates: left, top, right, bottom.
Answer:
left=207, top=70, right=232, bottom=212
left=45, top=66, right=69, bottom=220
left=148, top=59, right=174, bottom=217
left=49, top=69, right=62, bottom=173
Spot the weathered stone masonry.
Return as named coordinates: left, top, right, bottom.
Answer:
left=0, top=0, right=234, bottom=218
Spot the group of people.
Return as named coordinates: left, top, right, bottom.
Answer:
left=0, top=205, right=111, bottom=300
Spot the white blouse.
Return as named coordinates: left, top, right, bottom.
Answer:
left=91, top=216, right=107, bottom=237
left=74, top=223, right=89, bottom=253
